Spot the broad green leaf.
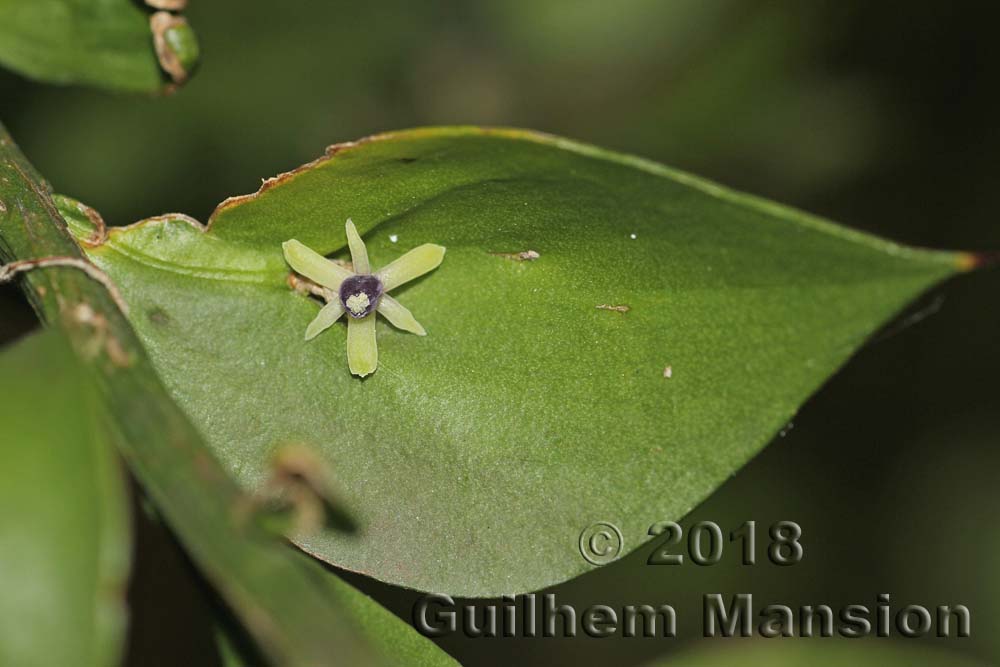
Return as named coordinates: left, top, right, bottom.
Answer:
left=645, top=641, right=990, bottom=667
left=0, top=331, right=130, bottom=667
left=0, top=0, right=197, bottom=92
left=62, top=127, right=971, bottom=596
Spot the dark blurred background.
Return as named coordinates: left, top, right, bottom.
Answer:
left=1, top=1, right=997, bottom=665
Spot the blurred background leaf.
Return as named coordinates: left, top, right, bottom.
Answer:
left=0, top=0, right=196, bottom=93
left=0, top=330, right=131, bottom=667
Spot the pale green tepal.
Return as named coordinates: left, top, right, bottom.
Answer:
left=282, top=220, right=446, bottom=377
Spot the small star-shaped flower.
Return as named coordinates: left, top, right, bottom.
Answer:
left=283, top=220, right=445, bottom=377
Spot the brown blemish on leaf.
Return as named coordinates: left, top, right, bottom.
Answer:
left=148, top=307, right=171, bottom=326
left=596, top=303, right=630, bottom=313
left=0, top=199, right=7, bottom=215
left=491, top=250, right=540, bottom=261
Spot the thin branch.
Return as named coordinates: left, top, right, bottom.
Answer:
left=0, top=122, right=377, bottom=666
left=0, top=255, right=128, bottom=314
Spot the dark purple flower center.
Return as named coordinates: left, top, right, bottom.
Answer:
left=339, top=274, right=383, bottom=319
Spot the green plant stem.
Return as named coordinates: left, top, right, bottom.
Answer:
left=0, top=124, right=375, bottom=665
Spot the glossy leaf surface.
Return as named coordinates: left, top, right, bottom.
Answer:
left=64, top=127, right=967, bottom=595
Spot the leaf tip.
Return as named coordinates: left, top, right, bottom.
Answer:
left=957, top=251, right=999, bottom=272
